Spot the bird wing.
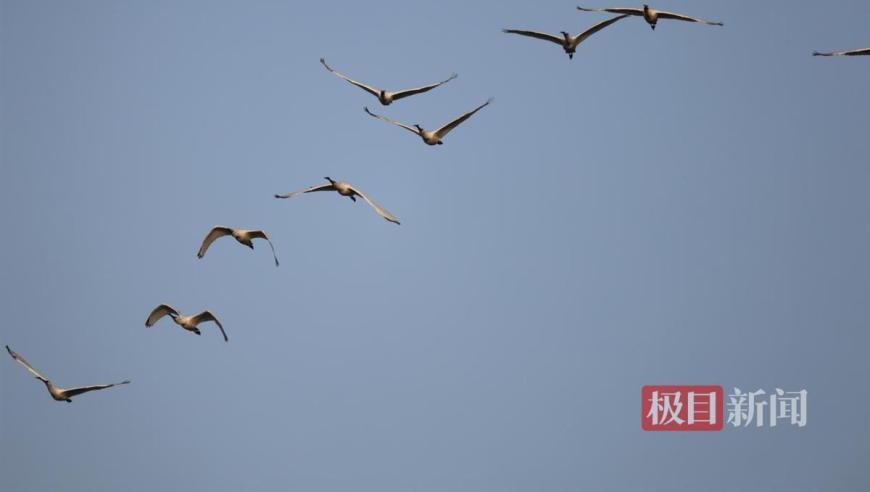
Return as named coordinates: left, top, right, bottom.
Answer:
left=191, top=311, right=228, bottom=342
left=502, top=29, right=565, bottom=46
left=61, top=380, right=130, bottom=399
left=347, top=185, right=400, bottom=225
left=274, top=183, right=335, bottom=199
left=575, top=14, right=630, bottom=43
left=576, top=6, right=643, bottom=15
left=197, top=226, right=234, bottom=259
left=390, top=73, right=458, bottom=101
left=363, top=107, right=421, bottom=136
left=248, top=230, right=280, bottom=266
left=814, top=48, right=870, bottom=56
left=320, top=58, right=381, bottom=98
left=6, top=345, right=49, bottom=381
left=655, top=10, right=723, bottom=26
left=842, top=48, right=870, bottom=56
left=146, top=304, right=179, bottom=327
left=434, top=98, right=493, bottom=138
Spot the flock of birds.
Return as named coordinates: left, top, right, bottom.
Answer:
left=5, top=4, right=868, bottom=403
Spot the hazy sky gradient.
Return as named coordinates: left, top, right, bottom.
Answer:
left=2, top=1, right=869, bottom=490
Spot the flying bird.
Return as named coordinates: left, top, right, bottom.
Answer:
left=5, top=345, right=130, bottom=403
left=577, top=4, right=723, bottom=30
left=146, top=304, right=228, bottom=342
left=275, top=177, right=400, bottom=225
left=503, top=14, right=629, bottom=59
left=320, top=58, right=457, bottom=105
left=197, top=226, right=279, bottom=266
left=813, top=48, right=870, bottom=57
left=364, top=98, right=492, bottom=145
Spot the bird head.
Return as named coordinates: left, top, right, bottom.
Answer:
left=324, top=176, right=336, bottom=184
left=194, top=328, right=202, bottom=336
left=560, top=31, right=570, bottom=39
left=413, top=124, right=423, bottom=132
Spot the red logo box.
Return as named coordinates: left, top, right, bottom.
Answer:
left=642, top=385, right=724, bottom=431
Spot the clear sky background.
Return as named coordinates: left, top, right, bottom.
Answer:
left=1, top=1, right=869, bottom=490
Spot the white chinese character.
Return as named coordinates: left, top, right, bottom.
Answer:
left=647, top=390, right=684, bottom=425
left=770, top=388, right=807, bottom=427
left=688, top=390, right=717, bottom=425
left=726, top=387, right=767, bottom=427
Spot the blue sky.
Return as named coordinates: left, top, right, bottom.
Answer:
left=2, top=1, right=869, bottom=490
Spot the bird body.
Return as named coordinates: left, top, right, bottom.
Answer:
left=5, top=345, right=130, bottom=403
left=175, top=314, right=206, bottom=332
left=379, top=91, right=395, bottom=106
left=230, top=229, right=256, bottom=248
left=576, top=4, right=723, bottom=30
left=364, top=98, right=492, bottom=145
left=275, top=177, right=400, bottom=225
left=197, top=226, right=279, bottom=266
left=145, top=304, right=229, bottom=342
left=641, top=5, right=662, bottom=27
left=419, top=129, right=442, bottom=146
left=42, top=380, right=72, bottom=402
left=333, top=181, right=356, bottom=197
